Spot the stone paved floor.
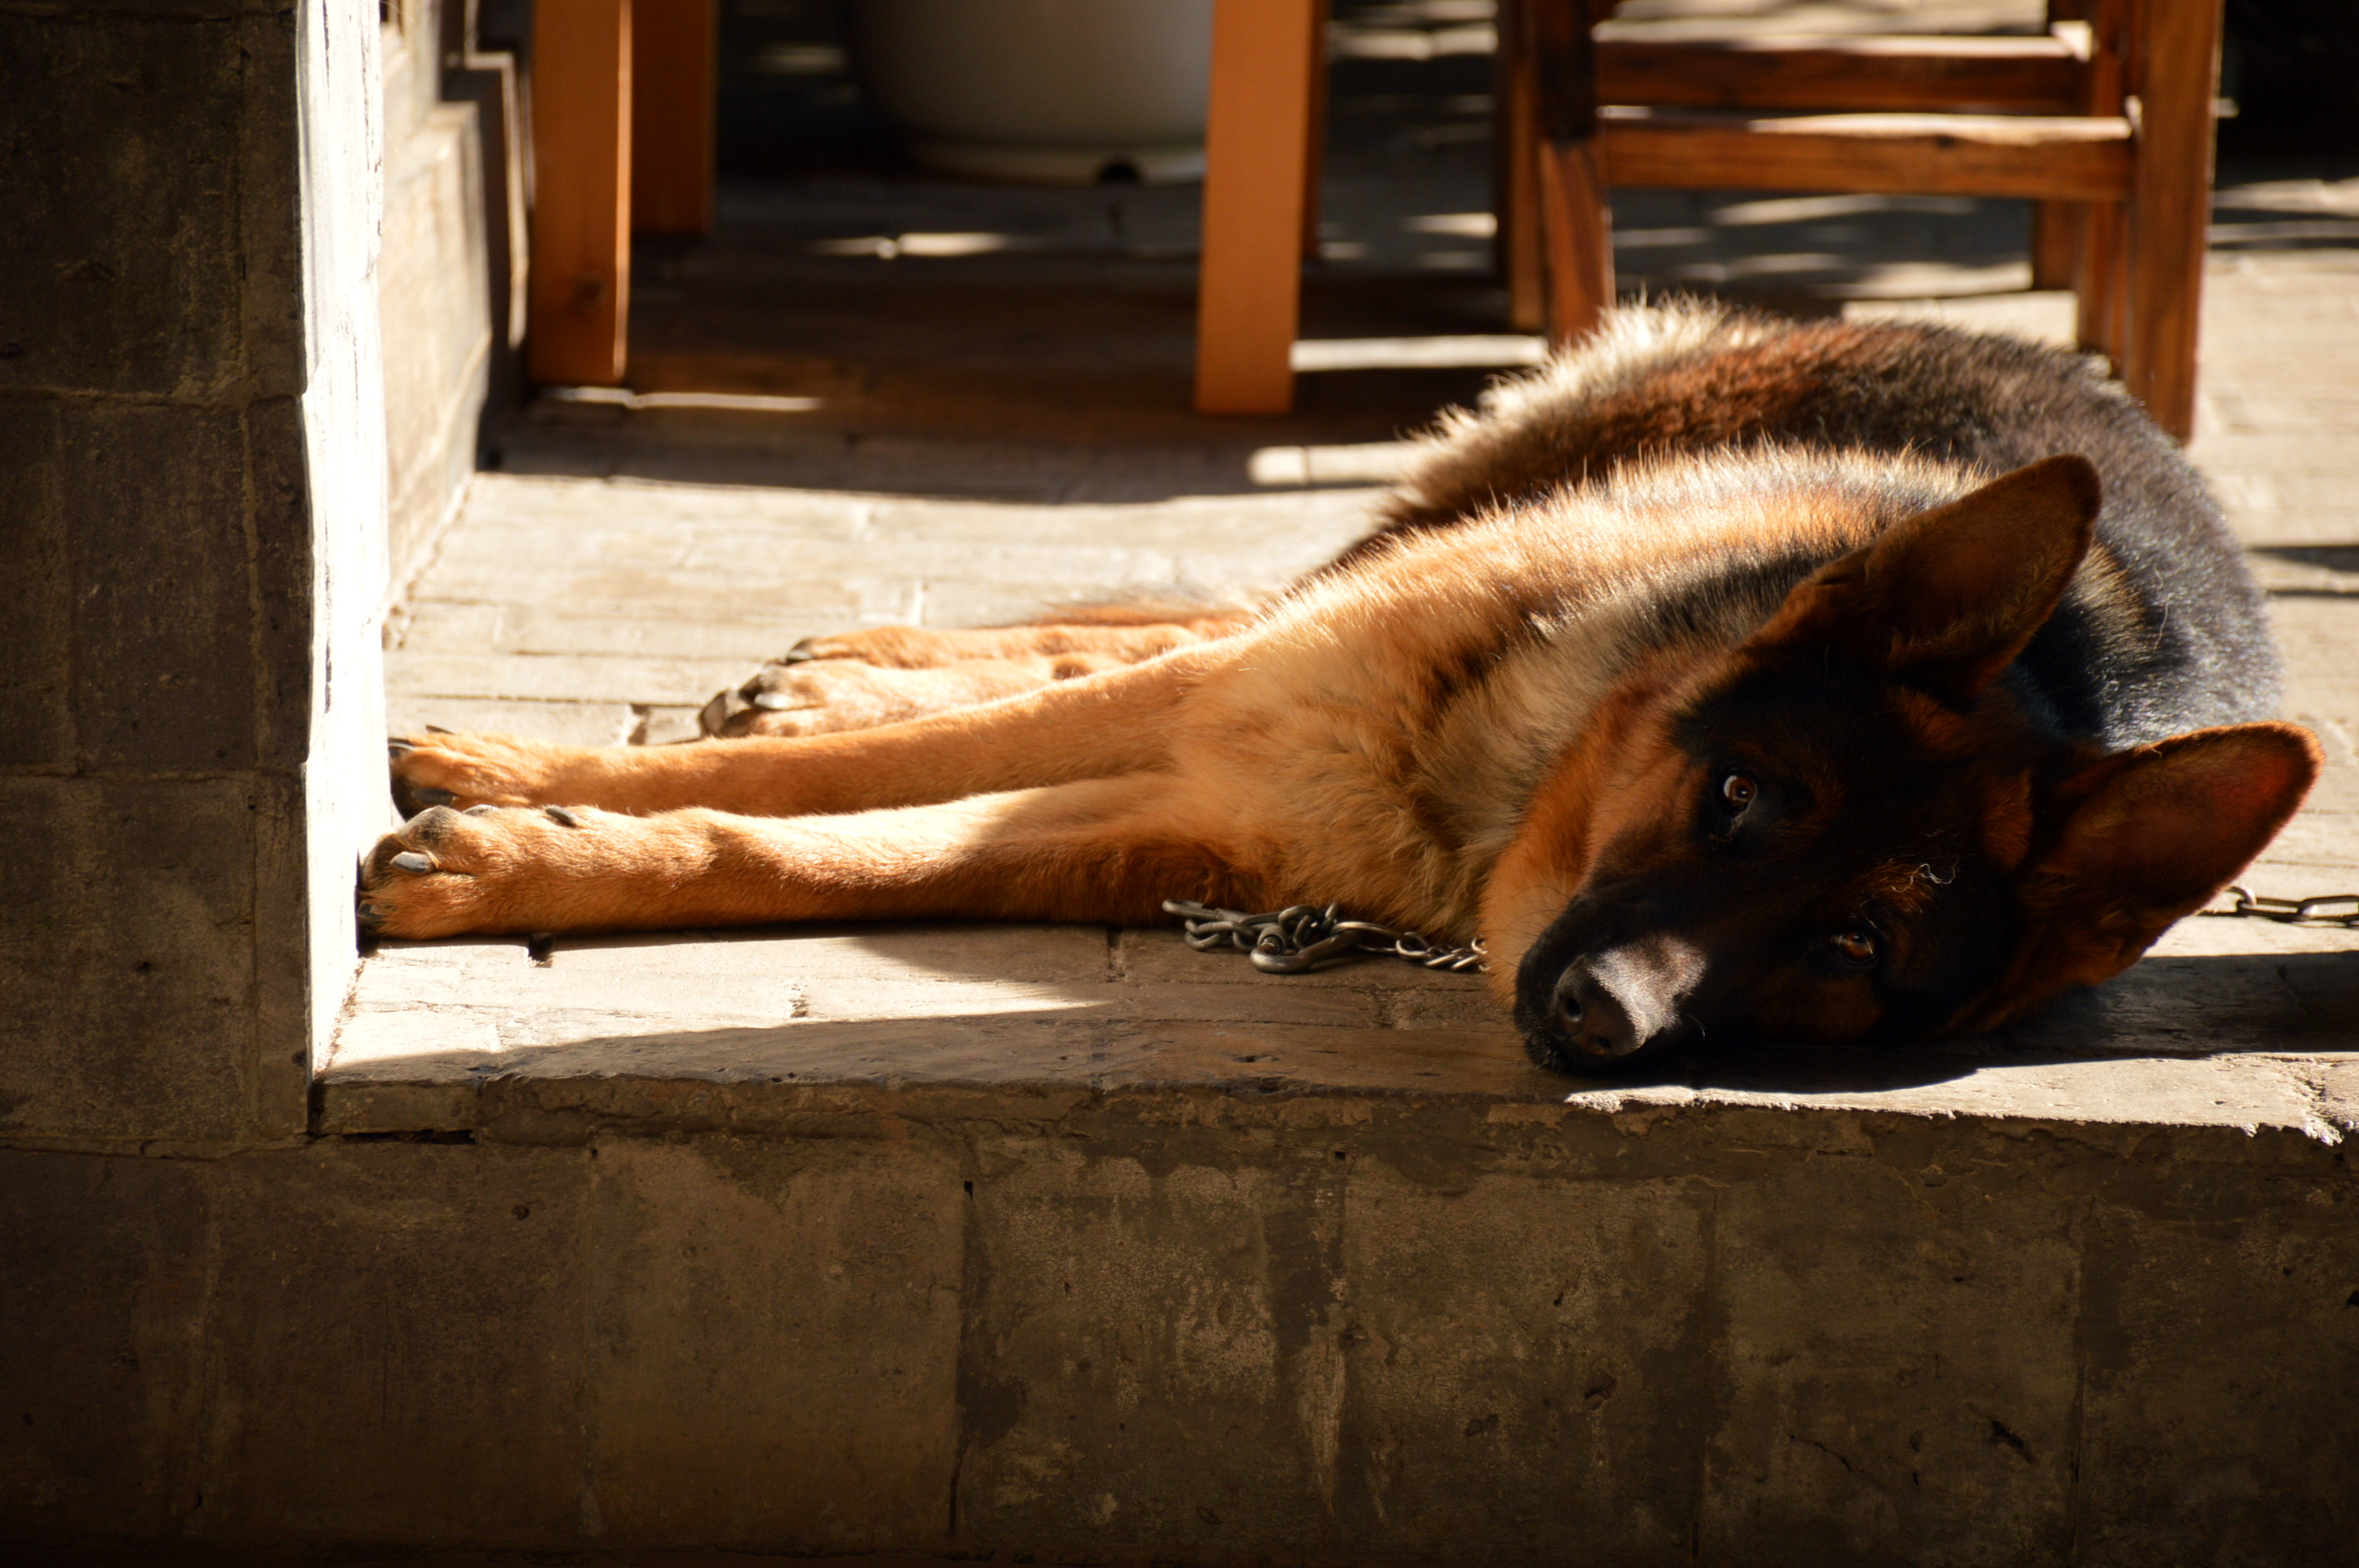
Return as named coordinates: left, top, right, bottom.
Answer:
left=345, top=16, right=2359, bottom=1118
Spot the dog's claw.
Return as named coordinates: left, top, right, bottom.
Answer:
left=544, top=806, right=583, bottom=827
left=780, top=638, right=817, bottom=664
left=387, top=739, right=415, bottom=757
left=465, top=804, right=498, bottom=815
left=425, top=724, right=454, bottom=735
left=408, top=785, right=456, bottom=808
left=390, top=851, right=435, bottom=875
left=405, top=806, right=464, bottom=844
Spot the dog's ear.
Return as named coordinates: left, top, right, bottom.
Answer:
left=2030, top=721, right=2321, bottom=946
left=1759, top=455, right=2102, bottom=705
left=1948, top=723, right=2319, bottom=1036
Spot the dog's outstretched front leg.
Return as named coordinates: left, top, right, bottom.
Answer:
left=358, top=775, right=1252, bottom=939
left=387, top=643, right=1220, bottom=818
left=778, top=617, right=1252, bottom=670
left=696, top=617, right=1257, bottom=737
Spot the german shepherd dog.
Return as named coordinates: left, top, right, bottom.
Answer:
left=365, top=303, right=2320, bottom=1069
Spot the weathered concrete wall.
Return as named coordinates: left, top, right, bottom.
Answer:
left=4, top=1083, right=2354, bottom=1564
left=378, top=0, right=494, bottom=594
left=0, top=0, right=387, bottom=1137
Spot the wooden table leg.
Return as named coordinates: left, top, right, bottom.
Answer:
left=1195, top=0, right=1324, bottom=416
left=528, top=0, right=634, bottom=387
left=632, top=0, right=717, bottom=237
left=2123, top=0, right=2222, bottom=442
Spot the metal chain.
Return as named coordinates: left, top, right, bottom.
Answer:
left=2201, top=885, right=2359, bottom=929
left=1162, top=899, right=1488, bottom=975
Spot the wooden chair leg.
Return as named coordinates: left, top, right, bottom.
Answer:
left=1538, top=136, right=1612, bottom=345
left=631, top=0, right=717, bottom=237
left=2075, top=198, right=2128, bottom=369
left=2122, top=0, right=2222, bottom=441
left=2032, top=0, right=2094, bottom=291
left=1195, top=0, right=1324, bottom=416
left=2030, top=201, right=2079, bottom=290
left=2058, top=0, right=2132, bottom=377
left=1497, top=26, right=1547, bottom=332
left=1527, top=0, right=1610, bottom=345
left=528, top=0, right=634, bottom=387
left=1302, top=0, right=1332, bottom=262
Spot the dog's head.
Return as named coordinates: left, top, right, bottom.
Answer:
left=1488, top=456, right=2320, bottom=1071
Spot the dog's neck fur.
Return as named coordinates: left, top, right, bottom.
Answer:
left=1172, top=452, right=1985, bottom=946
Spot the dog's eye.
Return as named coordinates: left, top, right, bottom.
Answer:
left=1709, top=772, right=1758, bottom=839
left=1707, top=771, right=1759, bottom=843
left=1828, top=928, right=1879, bottom=967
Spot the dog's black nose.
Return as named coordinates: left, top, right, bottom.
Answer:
left=1551, top=964, right=1640, bottom=1058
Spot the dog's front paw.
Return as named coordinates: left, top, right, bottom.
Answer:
left=769, top=627, right=951, bottom=668
left=387, top=730, right=575, bottom=815
left=697, top=659, right=1047, bottom=739
left=358, top=803, right=631, bottom=938
left=700, top=659, right=892, bottom=738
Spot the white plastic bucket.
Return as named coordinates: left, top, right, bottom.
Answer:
left=847, top=0, right=1216, bottom=184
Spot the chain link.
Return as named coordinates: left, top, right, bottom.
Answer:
left=2201, top=884, right=2359, bottom=929
left=1162, top=899, right=1488, bottom=975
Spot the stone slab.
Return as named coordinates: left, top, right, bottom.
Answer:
left=2, top=774, right=296, bottom=1143
left=387, top=652, right=764, bottom=707
left=18, top=1069, right=2359, bottom=1565
left=325, top=909, right=2357, bottom=1148
left=0, top=9, right=284, bottom=401
left=0, top=1137, right=964, bottom=1555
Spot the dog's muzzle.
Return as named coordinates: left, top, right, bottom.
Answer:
left=1518, top=930, right=1709, bottom=1070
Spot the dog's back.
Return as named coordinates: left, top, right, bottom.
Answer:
left=1372, top=302, right=2278, bottom=750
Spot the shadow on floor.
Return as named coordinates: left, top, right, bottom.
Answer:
left=380, top=924, right=2357, bottom=1095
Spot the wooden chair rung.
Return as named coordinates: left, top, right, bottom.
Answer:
left=1596, top=34, right=2086, bottom=114
left=1598, top=108, right=2134, bottom=201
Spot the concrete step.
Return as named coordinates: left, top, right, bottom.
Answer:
left=92, top=912, right=2318, bottom=1564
